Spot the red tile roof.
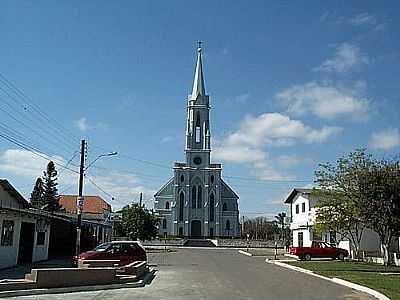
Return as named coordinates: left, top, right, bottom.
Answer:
left=59, top=195, right=111, bottom=214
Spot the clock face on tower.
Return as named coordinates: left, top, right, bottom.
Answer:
left=193, top=156, right=202, bottom=165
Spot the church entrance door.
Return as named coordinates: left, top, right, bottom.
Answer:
left=190, top=220, right=202, bottom=238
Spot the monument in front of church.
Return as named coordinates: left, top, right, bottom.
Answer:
left=154, top=45, right=240, bottom=238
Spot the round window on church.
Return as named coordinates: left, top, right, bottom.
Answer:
left=193, top=157, right=202, bottom=165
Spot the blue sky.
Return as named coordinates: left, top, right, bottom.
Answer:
left=0, top=1, right=399, bottom=218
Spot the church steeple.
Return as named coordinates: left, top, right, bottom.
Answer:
left=191, top=43, right=206, bottom=99
left=185, top=43, right=211, bottom=167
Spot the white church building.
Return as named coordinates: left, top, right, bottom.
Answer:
left=154, top=45, right=240, bottom=238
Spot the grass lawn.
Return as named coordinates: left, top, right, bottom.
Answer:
left=287, top=261, right=400, bottom=300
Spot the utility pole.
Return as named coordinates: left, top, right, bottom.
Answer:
left=139, top=192, right=143, bottom=208
left=75, top=139, right=86, bottom=257
left=241, top=216, right=245, bottom=238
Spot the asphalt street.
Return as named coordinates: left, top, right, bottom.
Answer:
left=13, top=248, right=373, bottom=300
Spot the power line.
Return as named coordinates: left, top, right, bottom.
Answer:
left=0, top=131, right=79, bottom=174
left=0, top=73, right=81, bottom=146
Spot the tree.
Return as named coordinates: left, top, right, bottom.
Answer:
left=313, top=149, right=372, bottom=259
left=275, top=212, right=286, bottom=241
left=30, top=177, right=44, bottom=209
left=121, top=203, right=158, bottom=241
left=357, top=157, right=400, bottom=265
left=42, top=161, right=61, bottom=212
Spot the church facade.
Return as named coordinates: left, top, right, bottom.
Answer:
left=154, top=46, right=240, bottom=238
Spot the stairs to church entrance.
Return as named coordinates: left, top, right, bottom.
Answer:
left=183, top=239, right=216, bottom=247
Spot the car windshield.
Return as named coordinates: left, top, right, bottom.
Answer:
left=93, top=242, right=111, bottom=252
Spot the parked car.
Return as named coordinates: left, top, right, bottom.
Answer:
left=290, top=240, right=348, bottom=261
left=73, top=241, right=147, bottom=266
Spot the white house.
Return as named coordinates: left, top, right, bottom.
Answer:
left=284, top=188, right=383, bottom=255
left=0, top=179, right=51, bottom=269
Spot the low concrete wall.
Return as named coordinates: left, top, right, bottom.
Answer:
left=26, top=268, right=118, bottom=288
left=78, top=260, right=120, bottom=268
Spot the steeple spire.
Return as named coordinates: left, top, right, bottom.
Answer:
left=191, top=42, right=206, bottom=99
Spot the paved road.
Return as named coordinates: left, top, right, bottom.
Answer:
left=15, top=248, right=372, bottom=300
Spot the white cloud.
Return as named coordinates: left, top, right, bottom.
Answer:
left=369, top=128, right=400, bottom=151
left=349, top=13, right=376, bottom=26
left=314, top=43, right=369, bottom=73
left=213, top=113, right=341, bottom=180
left=0, top=149, right=67, bottom=179
left=0, top=149, right=154, bottom=210
left=276, top=81, right=369, bottom=120
left=74, top=117, right=108, bottom=132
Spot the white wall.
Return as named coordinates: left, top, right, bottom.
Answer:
left=292, top=229, right=312, bottom=247
left=0, top=213, right=50, bottom=269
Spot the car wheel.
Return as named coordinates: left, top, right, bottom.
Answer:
left=304, top=253, right=312, bottom=261
left=338, top=253, right=345, bottom=261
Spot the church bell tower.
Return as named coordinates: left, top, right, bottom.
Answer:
left=185, top=44, right=211, bottom=168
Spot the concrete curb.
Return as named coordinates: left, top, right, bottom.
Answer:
left=266, top=261, right=390, bottom=300
left=238, top=250, right=252, bottom=257
left=0, top=269, right=156, bottom=298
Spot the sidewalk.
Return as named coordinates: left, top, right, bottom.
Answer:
left=0, top=257, right=72, bottom=281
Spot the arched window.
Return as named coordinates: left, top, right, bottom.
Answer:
left=180, top=175, right=184, bottom=183
left=162, top=219, right=167, bottom=229
left=179, top=192, right=184, bottom=221
left=195, top=113, right=201, bottom=143
left=222, top=202, right=227, bottom=211
left=197, top=186, right=202, bottom=208
left=210, top=175, right=214, bottom=184
left=225, top=220, right=231, bottom=231
left=165, top=201, right=170, bottom=209
left=192, top=186, right=197, bottom=208
left=209, top=193, right=215, bottom=222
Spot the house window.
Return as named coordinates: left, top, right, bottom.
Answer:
left=1, top=220, right=14, bottom=246
left=165, top=201, right=170, bottom=209
left=162, top=219, right=167, bottom=229
left=222, top=202, right=227, bottom=211
left=179, top=192, right=184, bottom=221
left=298, top=232, right=303, bottom=247
left=37, top=232, right=45, bottom=246
left=301, top=202, right=305, bottom=213
left=295, top=204, right=299, bottom=214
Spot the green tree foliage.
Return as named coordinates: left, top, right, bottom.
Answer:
left=357, top=157, right=400, bottom=265
left=275, top=212, right=287, bottom=241
left=30, top=177, right=44, bottom=209
left=42, top=161, right=61, bottom=212
left=313, top=149, right=372, bottom=258
left=121, top=203, right=158, bottom=241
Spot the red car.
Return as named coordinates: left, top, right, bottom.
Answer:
left=290, top=240, right=348, bottom=261
left=73, top=241, right=147, bottom=266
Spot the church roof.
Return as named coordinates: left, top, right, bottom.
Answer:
left=191, top=46, right=206, bottom=99
left=154, top=177, right=174, bottom=197
left=221, top=178, right=239, bottom=199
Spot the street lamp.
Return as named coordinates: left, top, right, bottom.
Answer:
left=85, top=151, right=118, bottom=170
left=75, top=143, right=117, bottom=259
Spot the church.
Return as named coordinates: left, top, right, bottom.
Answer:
left=154, top=45, right=240, bottom=238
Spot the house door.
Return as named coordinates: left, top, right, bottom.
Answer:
left=190, top=220, right=201, bottom=238
left=18, top=222, right=35, bottom=264
left=298, top=232, right=303, bottom=247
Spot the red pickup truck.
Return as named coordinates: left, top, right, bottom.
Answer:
left=290, top=241, right=348, bottom=261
